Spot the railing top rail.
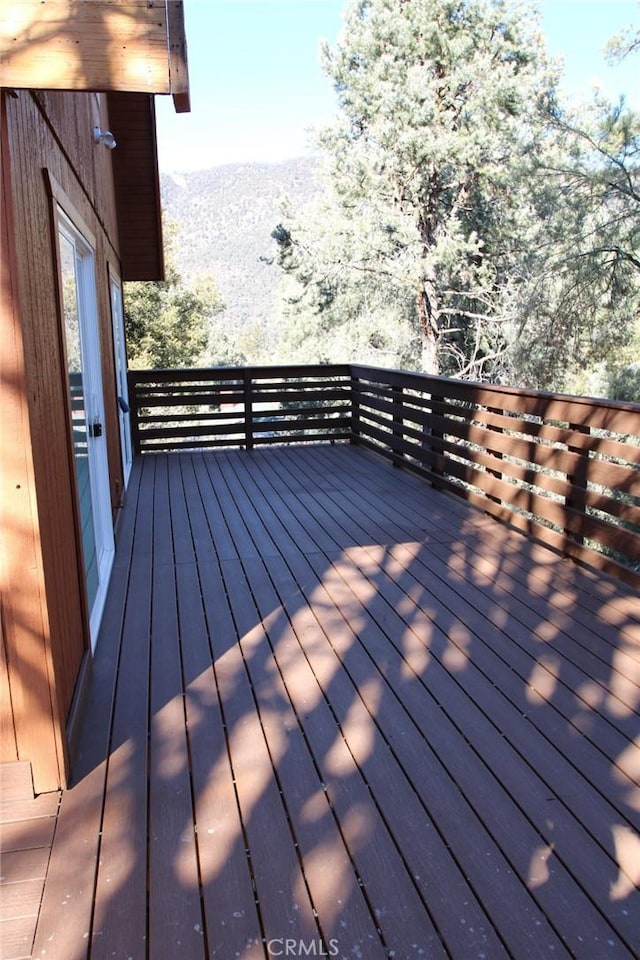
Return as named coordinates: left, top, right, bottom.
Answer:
left=128, top=361, right=640, bottom=416
left=125, top=360, right=639, bottom=587
left=349, top=364, right=640, bottom=415
left=129, top=363, right=352, bottom=384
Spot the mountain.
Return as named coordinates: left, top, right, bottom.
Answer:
left=160, top=157, right=320, bottom=332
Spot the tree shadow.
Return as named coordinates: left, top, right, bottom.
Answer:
left=33, top=444, right=640, bottom=960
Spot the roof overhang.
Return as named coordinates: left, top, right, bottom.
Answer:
left=108, top=91, right=165, bottom=281
left=0, top=0, right=190, bottom=113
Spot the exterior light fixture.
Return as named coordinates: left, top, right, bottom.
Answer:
left=93, top=126, right=117, bottom=150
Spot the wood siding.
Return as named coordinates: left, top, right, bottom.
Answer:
left=0, top=88, right=125, bottom=791
left=1, top=92, right=64, bottom=792
left=0, top=622, right=17, bottom=763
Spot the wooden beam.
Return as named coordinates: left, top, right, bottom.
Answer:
left=167, top=0, right=190, bottom=113
left=0, top=1, right=190, bottom=109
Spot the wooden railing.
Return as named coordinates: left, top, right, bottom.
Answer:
left=127, top=365, right=352, bottom=453
left=128, top=363, right=640, bottom=587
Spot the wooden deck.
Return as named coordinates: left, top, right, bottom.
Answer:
left=25, top=444, right=640, bottom=959
left=0, top=766, right=59, bottom=960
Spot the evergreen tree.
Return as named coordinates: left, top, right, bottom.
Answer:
left=273, top=0, right=558, bottom=376
left=511, top=93, right=640, bottom=393
left=124, top=232, right=231, bottom=370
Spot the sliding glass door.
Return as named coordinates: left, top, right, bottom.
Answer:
left=58, top=212, right=114, bottom=649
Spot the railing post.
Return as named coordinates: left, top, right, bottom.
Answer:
left=392, top=383, right=404, bottom=466
left=350, top=370, right=360, bottom=444
left=244, top=369, right=254, bottom=451
left=565, top=420, right=590, bottom=549
left=127, top=370, right=141, bottom=455
left=486, top=405, right=504, bottom=507
left=423, top=391, right=445, bottom=489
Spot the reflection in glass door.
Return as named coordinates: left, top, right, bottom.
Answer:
left=110, top=275, right=132, bottom=486
left=58, top=214, right=114, bottom=649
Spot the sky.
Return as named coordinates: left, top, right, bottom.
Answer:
left=155, top=0, right=640, bottom=173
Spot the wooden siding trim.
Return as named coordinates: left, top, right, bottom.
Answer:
left=104, top=257, right=127, bottom=509
left=2, top=85, right=133, bottom=791
left=44, top=169, right=97, bottom=250
left=0, top=612, right=18, bottom=763
left=43, top=169, right=94, bottom=653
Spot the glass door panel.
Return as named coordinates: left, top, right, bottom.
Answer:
left=58, top=231, right=99, bottom=612
left=58, top=213, right=114, bottom=649
left=110, top=277, right=132, bottom=484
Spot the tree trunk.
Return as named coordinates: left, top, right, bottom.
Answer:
left=416, top=193, right=440, bottom=375
left=420, top=325, right=439, bottom=374
left=416, top=283, right=440, bottom=375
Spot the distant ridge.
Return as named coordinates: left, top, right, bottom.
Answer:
left=160, top=156, right=320, bottom=331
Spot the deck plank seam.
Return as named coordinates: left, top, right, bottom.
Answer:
left=192, top=555, right=271, bottom=957
left=214, top=453, right=460, bottom=957
left=343, top=443, right=640, bottom=636
left=219, top=450, right=520, bottom=958
left=320, top=460, right=640, bottom=732
left=204, top=455, right=372, bottom=954
left=174, top=454, right=216, bottom=959
left=282, top=448, right=640, bottom=765
left=91, top=454, right=154, bottom=959
left=179, top=453, right=267, bottom=955
left=242, top=448, right=636, bottom=952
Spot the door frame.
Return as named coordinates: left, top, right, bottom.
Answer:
left=56, top=207, right=115, bottom=651
left=109, top=269, right=133, bottom=488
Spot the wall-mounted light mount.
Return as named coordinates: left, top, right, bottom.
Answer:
left=93, top=126, right=117, bottom=150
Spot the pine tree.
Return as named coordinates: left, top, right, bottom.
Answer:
left=124, top=231, right=231, bottom=370
left=511, top=92, right=640, bottom=394
left=273, top=0, right=558, bottom=377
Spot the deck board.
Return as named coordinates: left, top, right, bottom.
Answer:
left=30, top=445, right=640, bottom=960
left=236, top=552, right=447, bottom=960
left=177, top=560, right=264, bottom=960
left=0, top=793, right=58, bottom=960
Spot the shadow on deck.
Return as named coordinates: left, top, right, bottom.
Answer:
left=30, top=445, right=640, bottom=959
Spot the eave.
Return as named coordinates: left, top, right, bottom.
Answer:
left=108, top=91, right=165, bottom=281
left=0, top=0, right=190, bottom=113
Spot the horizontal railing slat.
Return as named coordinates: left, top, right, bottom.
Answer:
left=350, top=363, right=640, bottom=434
left=127, top=363, right=640, bottom=587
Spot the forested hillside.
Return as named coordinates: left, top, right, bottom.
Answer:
left=160, top=158, right=319, bottom=333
